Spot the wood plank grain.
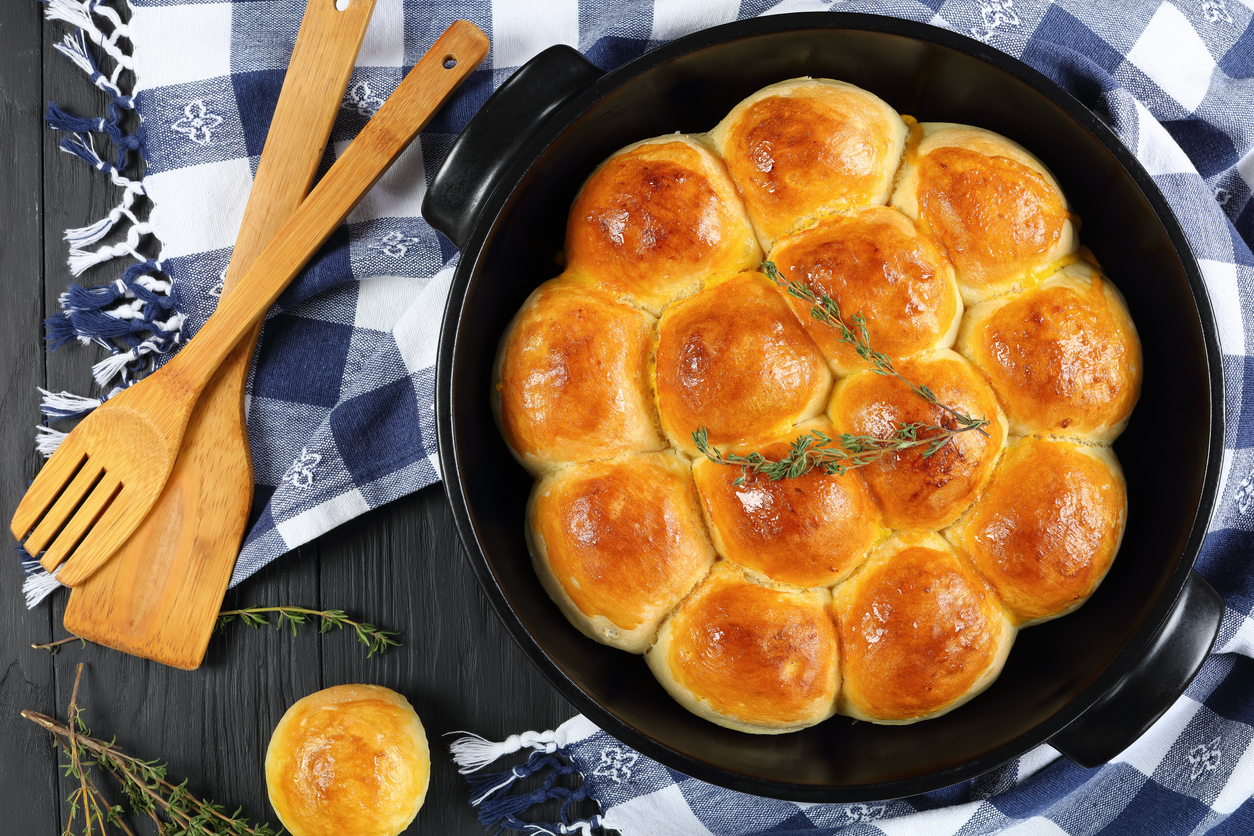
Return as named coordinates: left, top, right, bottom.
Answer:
left=0, top=3, right=62, bottom=835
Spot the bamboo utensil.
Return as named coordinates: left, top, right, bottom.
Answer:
left=61, top=0, right=380, bottom=668
left=14, top=20, right=489, bottom=588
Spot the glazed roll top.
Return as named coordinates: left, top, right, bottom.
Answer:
left=265, top=685, right=430, bottom=836
left=527, top=452, right=715, bottom=653
left=827, top=349, right=1007, bottom=530
left=565, top=134, right=761, bottom=312
left=710, top=78, right=908, bottom=248
left=692, top=419, right=886, bottom=587
left=892, top=123, right=1077, bottom=304
left=646, top=561, right=839, bottom=734
left=656, top=271, right=832, bottom=456
left=831, top=532, right=1015, bottom=723
left=494, top=277, right=664, bottom=475
left=957, top=260, right=1142, bottom=442
left=767, top=205, right=962, bottom=376
left=946, top=437, right=1128, bottom=626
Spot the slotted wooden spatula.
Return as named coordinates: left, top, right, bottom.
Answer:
left=14, top=20, right=489, bottom=589
left=62, top=0, right=379, bottom=668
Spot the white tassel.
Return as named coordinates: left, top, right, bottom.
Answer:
left=42, top=0, right=94, bottom=33
left=35, top=426, right=67, bottom=458
left=23, top=570, right=64, bottom=608
left=64, top=215, right=117, bottom=249
left=68, top=222, right=152, bottom=276
left=64, top=179, right=144, bottom=248
left=91, top=350, right=136, bottom=387
left=38, top=388, right=102, bottom=418
left=54, top=31, right=97, bottom=76
left=448, top=730, right=562, bottom=774
left=43, top=0, right=135, bottom=74
left=68, top=241, right=127, bottom=275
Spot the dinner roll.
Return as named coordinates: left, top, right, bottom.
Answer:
left=827, top=349, right=1007, bottom=530
left=266, top=684, right=430, bottom=836
left=767, top=205, right=962, bottom=376
left=528, top=452, right=715, bottom=653
left=692, top=419, right=885, bottom=587
left=956, top=260, right=1142, bottom=443
left=565, top=134, right=760, bottom=312
left=710, top=78, right=908, bottom=248
left=493, top=276, right=665, bottom=475
left=646, top=561, right=839, bottom=733
left=831, top=532, right=1015, bottom=723
left=891, top=123, right=1077, bottom=304
left=655, top=271, right=832, bottom=456
left=946, top=437, right=1127, bottom=626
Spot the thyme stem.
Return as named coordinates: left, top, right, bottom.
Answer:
left=215, top=605, right=401, bottom=657
left=762, top=259, right=988, bottom=436
left=32, top=607, right=400, bottom=659
left=693, top=261, right=992, bottom=485
left=24, top=663, right=278, bottom=836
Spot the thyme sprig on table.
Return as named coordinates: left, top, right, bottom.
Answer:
left=23, top=664, right=279, bottom=836
left=33, top=606, right=400, bottom=659
left=692, top=261, right=990, bottom=485
left=215, top=605, right=401, bottom=657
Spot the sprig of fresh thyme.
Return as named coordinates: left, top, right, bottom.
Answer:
left=23, top=664, right=279, bottom=836
left=762, top=260, right=988, bottom=435
left=692, top=262, right=989, bottom=484
left=695, top=424, right=974, bottom=487
left=33, top=606, right=400, bottom=659
left=215, top=605, right=401, bottom=657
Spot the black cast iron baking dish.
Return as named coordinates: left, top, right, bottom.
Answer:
left=424, top=13, right=1227, bottom=801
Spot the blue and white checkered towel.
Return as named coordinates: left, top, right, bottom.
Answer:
left=37, top=0, right=1254, bottom=833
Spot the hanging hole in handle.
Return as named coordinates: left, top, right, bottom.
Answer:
left=443, top=55, right=458, bottom=70
left=335, top=0, right=350, bottom=10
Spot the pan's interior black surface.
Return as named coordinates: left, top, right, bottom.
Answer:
left=440, top=19, right=1219, bottom=799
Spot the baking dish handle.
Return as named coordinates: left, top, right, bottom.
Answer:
left=422, top=46, right=603, bottom=251
left=1049, top=570, right=1223, bottom=768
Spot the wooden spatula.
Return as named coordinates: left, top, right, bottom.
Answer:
left=62, top=0, right=379, bottom=668
left=14, top=21, right=489, bottom=589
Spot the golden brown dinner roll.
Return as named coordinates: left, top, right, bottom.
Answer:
left=827, top=349, right=1007, bottom=530
left=493, top=276, right=665, bottom=475
left=565, top=134, right=760, bottom=312
left=956, top=260, right=1142, bottom=443
left=266, top=684, right=430, bottom=836
left=646, top=561, right=839, bottom=733
left=946, top=437, right=1127, bottom=626
left=831, top=532, right=1015, bottom=723
left=767, top=206, right=962, bottom=376
left=656, top=271, right=832, bottom=456
left=710, top=78, right=907, bottom=248
left=692, top=419, right=885, bottom=587
left=528, top=451, right=715, bottom=653
left=891, top=123, right=1077, bottom=304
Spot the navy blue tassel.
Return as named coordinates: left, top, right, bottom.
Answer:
left=62, top=280, right=124, bottom=311
left=45, top=101, right=102, bottom=134
left=472, top=750, right=600, bottom=836
left=43, top=311, right=78, bottom=350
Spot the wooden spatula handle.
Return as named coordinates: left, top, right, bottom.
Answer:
left=169, top=20, right=488, bottom=394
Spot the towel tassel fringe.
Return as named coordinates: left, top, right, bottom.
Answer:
left=449, top=731, right=603, bottom=835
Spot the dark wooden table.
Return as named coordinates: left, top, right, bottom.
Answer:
left=0, top=5, right=577, bottom=834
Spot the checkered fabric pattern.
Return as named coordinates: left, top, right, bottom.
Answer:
left=40, top=0, right=1254, bottom=830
